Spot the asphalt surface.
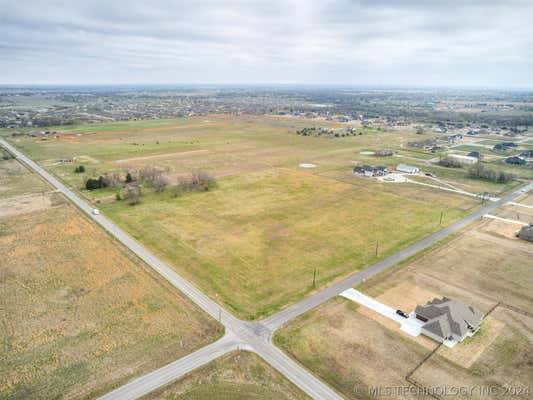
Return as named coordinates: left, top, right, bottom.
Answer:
left=3, top=138, right=531, bottom=400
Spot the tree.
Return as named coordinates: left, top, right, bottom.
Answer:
left=74, top=165, right=85, bottom=173
left=125, top=172, right=134, bottom=183
left=124, top=185, right=142, bottom=205
left=85, top=177, right=103, bottom=190
left=152, top=174, right=168, bottom=193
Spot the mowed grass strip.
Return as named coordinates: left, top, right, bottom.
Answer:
left=141, top=350, right=309, bottom=400
left=0, top=204, right=222, bottom=400
left=102, top=167, right=477, bottom=319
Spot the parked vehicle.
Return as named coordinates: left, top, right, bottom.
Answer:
left=396, top=309, right=409, bottom=318
left=92, top=209, right=100, bottom=215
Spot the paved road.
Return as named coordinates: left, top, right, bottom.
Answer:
left=1, top=139, right=344, bottom=400
left=3, top=138, right=531, bottom=400
left=261, top=180, right=533, bottom=331
left=98, top=333, right=246, bottom=400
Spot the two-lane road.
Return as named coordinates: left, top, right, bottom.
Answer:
left=3, top=138, right=531, bottom=400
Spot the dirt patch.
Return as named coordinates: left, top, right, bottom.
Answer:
left=113, top=149, right=210, bottom=165
left=75, top=155, right=100, bottom=164
left=0, top=158, right=28, bottom=177
left=0, top=192, right=52, bottom=218
left=477, top=218, right=524, bottom=240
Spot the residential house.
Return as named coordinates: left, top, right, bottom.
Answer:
left=415, top=298, right=483, bottom=345
left=517, top=225, right=533, bottom=242
left=467, top=151, right=483, bottom=159
left=353, top=165, right=388, bottom=177
left=505, top=156, right=527, bottom=165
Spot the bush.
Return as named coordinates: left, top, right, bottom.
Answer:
left=74, top=165, right=85, bottom=173
left=85, top=176, right=106, bottom=190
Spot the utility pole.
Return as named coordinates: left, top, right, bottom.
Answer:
left=439, top=211, right=443, bottom=226
left=312, top=268, right=317, bottom=288
left=375, top=240, right=379, bottom=257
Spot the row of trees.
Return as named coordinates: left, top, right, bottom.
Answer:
left=84, top=166, right=216, bottom=205
left=468, top=163, right=515, bottom=183
left=437, top=156, right=463, bottom=168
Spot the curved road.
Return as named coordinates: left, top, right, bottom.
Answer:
left=2, top=138, right=531, bottom=400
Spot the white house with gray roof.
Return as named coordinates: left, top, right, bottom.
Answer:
left=415, top=297, right=483, bottom=347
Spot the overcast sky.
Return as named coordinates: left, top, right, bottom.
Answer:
left=1, top=0, right=532, bottom=87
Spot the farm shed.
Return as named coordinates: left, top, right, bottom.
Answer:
left=396, top=164, right=419, bottom=174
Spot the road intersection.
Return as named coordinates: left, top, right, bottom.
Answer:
left=2, top=138, right=531, bottom=400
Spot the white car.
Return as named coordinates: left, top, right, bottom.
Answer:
left=92, top=209, right=100, bottom=215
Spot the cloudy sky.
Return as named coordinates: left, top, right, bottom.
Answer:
left=1, top=0, right=532, bottom=87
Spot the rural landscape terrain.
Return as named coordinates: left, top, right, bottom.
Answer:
left=1, top=85, right=532, bottom=400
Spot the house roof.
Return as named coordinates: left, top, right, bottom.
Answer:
left=518, top=225, right=533, bottom=242
left=415, top=297, right=483, bottom=341
left=396, top=163, right=418, bottom=172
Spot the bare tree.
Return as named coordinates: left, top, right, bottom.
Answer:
left=152, top=174, right=169, bottom=193
left=139, top=165, right=169, bottom=192
left=175, top=170, right=216, bottom=194
left=124, top=184, right=142, bottom=205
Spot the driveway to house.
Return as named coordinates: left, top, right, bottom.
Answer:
left=340, top=288, right=423, bottom=336
left=2, top=138, right=532, bottom=400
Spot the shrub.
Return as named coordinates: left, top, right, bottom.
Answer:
left=74, top=165, right=85, bottom=173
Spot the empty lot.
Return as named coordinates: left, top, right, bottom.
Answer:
left=6, top=116, right=486, bottom=319
left=0, top=162, right=222, bottom=399
left=276, top=214, right=533, bottom=399
left=141, top=351, right=309, bottom=400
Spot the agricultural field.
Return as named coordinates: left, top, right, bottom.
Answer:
left=275, top=215, right=533, bottom=399
left=4, top=116, right=488, bottom=319
left=0, top=156, right=50, bottom=199
left=0, top=161, right=222, bottom=399
left=141, top=351, right=309, bottom=400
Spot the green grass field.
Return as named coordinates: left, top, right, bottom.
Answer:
left=5, top=116, right=483, bottom=319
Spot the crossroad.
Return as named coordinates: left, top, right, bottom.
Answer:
left=2, top=138, right=531, bottom=400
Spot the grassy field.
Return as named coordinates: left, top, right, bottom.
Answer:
left=0, top=169, right=222, bottom=399
left=0, top=158, right=50, bottom=199
left=274, top=298, right=431, bottom=399
left=5, top=116, right=483, bottom=319
left=101, top=167, right=477, bottom=319
left=141, top=351, right=309, bottom=400
left=276, top=214, right=533, bottom=399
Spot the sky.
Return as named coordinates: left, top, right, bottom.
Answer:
left=1, top=0, right=532, bottom=88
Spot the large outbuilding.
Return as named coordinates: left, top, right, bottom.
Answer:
left=396, top=163, right=419, bottom=174
left=447, top=154, right=478, bottom=165
left=415, top=297, right=483, bottom=346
